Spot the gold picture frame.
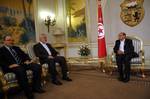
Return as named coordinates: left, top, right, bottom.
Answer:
left=66, top=0, right=87, bottom=43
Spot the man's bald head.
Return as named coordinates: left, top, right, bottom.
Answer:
left=39, top=33, right=48, bottom=43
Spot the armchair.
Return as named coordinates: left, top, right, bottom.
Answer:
left=0, top=43, right=35, bottom=98
left=0, top=44, right=44, bottom=98
left=26, top=43, right=49, bottom=85
left=110, top=36, right=145, bottom=78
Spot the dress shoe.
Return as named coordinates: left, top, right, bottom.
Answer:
left=52, top=80, right=62, bottom=85
left=33, top=88, right=46, bottom=93
left=123, top=79, right=130, bottom=83
left=26, top=94, right=34, bottom=99
left=118, top=77, right=124, bottom=81
left=62, top=77, right=72, bottom=81
left=123, top=75, right=130, bottom=83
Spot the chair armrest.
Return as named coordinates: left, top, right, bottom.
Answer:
left=31, top=57, right=40, bottom=63
left=139, top=50, right=145, bottom=65
left=0, top=70, right=8, bottom=92
left=110, top=52, right=116, bottom=65
left=0, top=71, right=3, bottom=92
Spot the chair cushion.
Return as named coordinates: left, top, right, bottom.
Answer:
left=131, top=57, right=142, bottom=64
left=4, top=73, right=17, bottom=83
left=111, top=57, right=142, bottom=64
left=26, top=70, right=33, bottom=79
left=4, top=70, right=33, bottom=84
left=42, top=64, right=49, bottom=69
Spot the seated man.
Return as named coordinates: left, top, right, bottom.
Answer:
left=113, top=32, right=135, bottom=82
left=0, top=35, right=45, bottom=99
left=34, top=33, right=72, bottom=85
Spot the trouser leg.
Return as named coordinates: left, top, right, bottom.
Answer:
left=11, top=66, right=33, bottom=98
left=27, top=63, right=42, bottom=90
left=54, top=56, right=68, bottom=78
left=116, top=55, right=124, bottom=79
left=46, top=59, right=57, bottom=81
left=124, top=56, right=131, bottom=81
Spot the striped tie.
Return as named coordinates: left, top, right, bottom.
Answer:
left=9, top=47, right=22, bottom=64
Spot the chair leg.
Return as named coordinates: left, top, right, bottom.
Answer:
left=1, top=83, right=9, bottom=99
left=141, top=69, right=146, bottom=78
left=4, top=93, right=7, bottom=99
left=1, top=91, right=8, bottom=99
left=140, top=65, right=146, bottom=78
left=109, top=70, right=113, bottom=75
left=99, top=61, right=106, bottom=73
left=108, top=65, right=115, bottom=75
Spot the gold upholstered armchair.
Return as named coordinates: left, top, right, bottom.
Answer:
left=0, top=68, right=8, bottom=99
left=26, top=43, right=49, bottom=85
left=0, top=43, right=48, bottom=98
left=0, top=63, right=33, bottom=99
left=27, top=43, right=65, bottom=77
left=110, top=36, right=145, bottom=78
left=0, top=45, right=34, bottom=99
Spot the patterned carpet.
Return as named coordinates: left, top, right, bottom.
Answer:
left=7, top=69, right=150, bottom=99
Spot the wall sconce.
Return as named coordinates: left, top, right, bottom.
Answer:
left=44, top=16, right=56, bottom=32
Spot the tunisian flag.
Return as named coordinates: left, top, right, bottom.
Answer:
left=97, top=0, right=107, bottom=58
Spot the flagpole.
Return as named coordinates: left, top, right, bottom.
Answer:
left=97, top=0, right=107, bottom=73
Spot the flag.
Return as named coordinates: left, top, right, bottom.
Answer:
left=97, top=0, right=107, bottom=58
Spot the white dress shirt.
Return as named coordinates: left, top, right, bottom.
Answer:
left=119, top=39, right=125, bottom=52
left=40, top=42, right=52, bottom=55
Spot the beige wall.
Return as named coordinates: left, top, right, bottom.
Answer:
left=103, top=0, right=150, bottom=62
left=34, top=0, right=150, bottom=63
left=34, top=0, right=59, bottom=43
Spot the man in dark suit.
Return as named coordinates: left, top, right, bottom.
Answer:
left=0, top=87, right=4, bottom=99
left=0, top=35, right=45, bottom=99
left=113, top=32, right=135, bottom=82
left=34, top=33, right=72, bottom=85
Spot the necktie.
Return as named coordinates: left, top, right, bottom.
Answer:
left=9, top=47, right=22, bottom=64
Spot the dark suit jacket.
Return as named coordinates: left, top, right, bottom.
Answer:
left=113, top=39, right=135, bottom=58
left=0, top=46, right=30, bottom=73
left=33, top=43, right=58, bottom=64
